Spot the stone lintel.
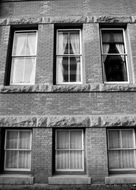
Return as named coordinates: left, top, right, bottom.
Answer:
left=1, top=84, right=136, bottom=93
left=0, top=16, right=134, bottom=26
left=0, top=115, right=136, bottom=128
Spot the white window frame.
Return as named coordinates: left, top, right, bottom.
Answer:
left=56, top=29, right=83, bottom=84
left=55, top=129, right=84, bottom=171
left=10, top=30, right=38, bottom=85
left=100, top=28, right=129, bottom=84
left=4, top=129, right=32, bottom=171
left=108, top=129, right=136, bottom=172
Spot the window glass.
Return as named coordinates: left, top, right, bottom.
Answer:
left=56, top=130, right=84, bottom=171
left=10, top=31, right=37, bottom=85
left=101, top=29, right=128, bottom=82
left=108, top=129, right=135, bottom=171
left=56, top=30, right=82, bottom=84
left=4, top=130, right=31, bottom=171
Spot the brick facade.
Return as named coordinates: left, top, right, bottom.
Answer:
left=1, top=0, right=136, bottom=186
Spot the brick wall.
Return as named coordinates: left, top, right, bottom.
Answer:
left=86, top=128, right=108, bottom=184
left=32, top=128, right=52, bottom=183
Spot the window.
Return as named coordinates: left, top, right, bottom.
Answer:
left=108, top=129, right=136, bottom=172
left=10, top=30, right=37, bottom=85
left=55, top=129, right=84, bottom=171
left=4, top=130, right=32, bottom=171
left=56, top=29, right=82, bottom=84
left=101, top=29, right=128, bottom=83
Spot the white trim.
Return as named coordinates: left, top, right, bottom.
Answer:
left=4, top=129, right=32, bottom=171
left=10, top=30, right=38, bottom=85
left=56, top=29, right=83, bottom=84
left=100, top=28, right=129, bottom=83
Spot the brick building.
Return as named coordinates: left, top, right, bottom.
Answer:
left=1, top=0, right=136, bottom=186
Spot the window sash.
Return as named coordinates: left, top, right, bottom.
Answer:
left=4, top=130, right=32, bottom=171
left=108, top=129, right=136, bottom=171
left=10, top=30, right=37, bottom=85
left=101, top=28, right=129, bottom=83
left=56, top=29, right=82, bottom=84
left=55, top=129, right=84, bottom=171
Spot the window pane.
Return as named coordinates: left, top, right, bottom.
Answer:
left=13, top=32, right=36, bottom=56
left=70, top=150, right=83, bottom=169
left=6, top=131, right=18, bottom=149
left=57, top=131, right=69, bottom=149
left=102, top=30, right=124, bottom=43
left=19, top=131, right=31, bottom=149
left=5, top=150, right=18, bottom=168
left=122, top=130, right=133, bottom=148
left=11, top=58, right=25, bottom=84
left=19, top=151, right=31, bottom=169
left=56, top=56, right=68, bottom=83
left=103, top=55, right=128, bottom=81
left=58, top=32, right=68, bottom=55
left=69, top=31, right=80, bottom=54
left=70, top=131, right=82, bottom=149
left=70, top=57, right=81, bottom=82
left=108, top=130, right=120, bottom=149
left=56, top=150, right=69, bottom=169
left=121, top=150, right=134, bottom=168
left=24, top=58, right=35, bottom=84
left=103, top=44, right=125, bottom=54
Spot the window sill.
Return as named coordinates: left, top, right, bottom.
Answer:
left=105, top=174, right=136, bottom=184
left=48, top=175, right=91, bottom=184
left=0, top=174, right=34, bottom=185
left=1, top=83, right=136, bottom=93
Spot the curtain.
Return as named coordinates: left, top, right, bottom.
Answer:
left=70, top=32, right=81, bottom=82
left=56, top=130, right=83, bottom=170
left=57, top=33, right=68, bottom=83
left=5, top=131, right=31, bottom=169
left=108, top=130, right=134, bottom=169
left=11, top=32, right=36, bottom=84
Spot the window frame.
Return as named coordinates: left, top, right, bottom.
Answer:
left=55, top=129, right=84, bottom=172
left=107, top=129, right=136, bottom=173
left=10, top=30, right=38, bottom=85
left=100, top=28, right=129, bottom=84
left=56, top=29, right=83, bottom=84
left=4, top=129, right=32, bottom=171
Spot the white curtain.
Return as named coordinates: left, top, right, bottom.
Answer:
left=108, top=130, right=134, bottom=169
left=70, top=33, right=81, bottom=82
left=5, top=131, right=31, bottom=169
left=57, top=33, right=68, bottom=83
left=11, top=32, right=36, bottom=84
left=56, top=130, right=83, bottom=170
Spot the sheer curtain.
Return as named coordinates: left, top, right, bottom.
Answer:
left=57, top=33, right=67, bottom=83
left=108, top=130, right=134, bottom=169
left=70, top=33, right=81, bottom=82
left=5, top=131, right=31, bottom=170
left=56, top=130, right=83, bottom=170
left=11, top=32, right=36, bottom=84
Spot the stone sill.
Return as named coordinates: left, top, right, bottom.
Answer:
left=48, top=175, right=91, bottom=185
left=0, top=174, right=34, bottom=185
left=105, top=174, right=136, bottom=184
left=1, top=83, right=136, bottom=93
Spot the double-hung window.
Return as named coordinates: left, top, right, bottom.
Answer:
left=55, top=129, right=84, bottom=171
left=4, top=130, right=32, bottom=171
left=108, top=129, right=136, bottom=173
left=101, top=29, right=128, bottom=83
left=10, top=30, right=37, bottom=85
left=56, top=29, right=82, bottom=84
